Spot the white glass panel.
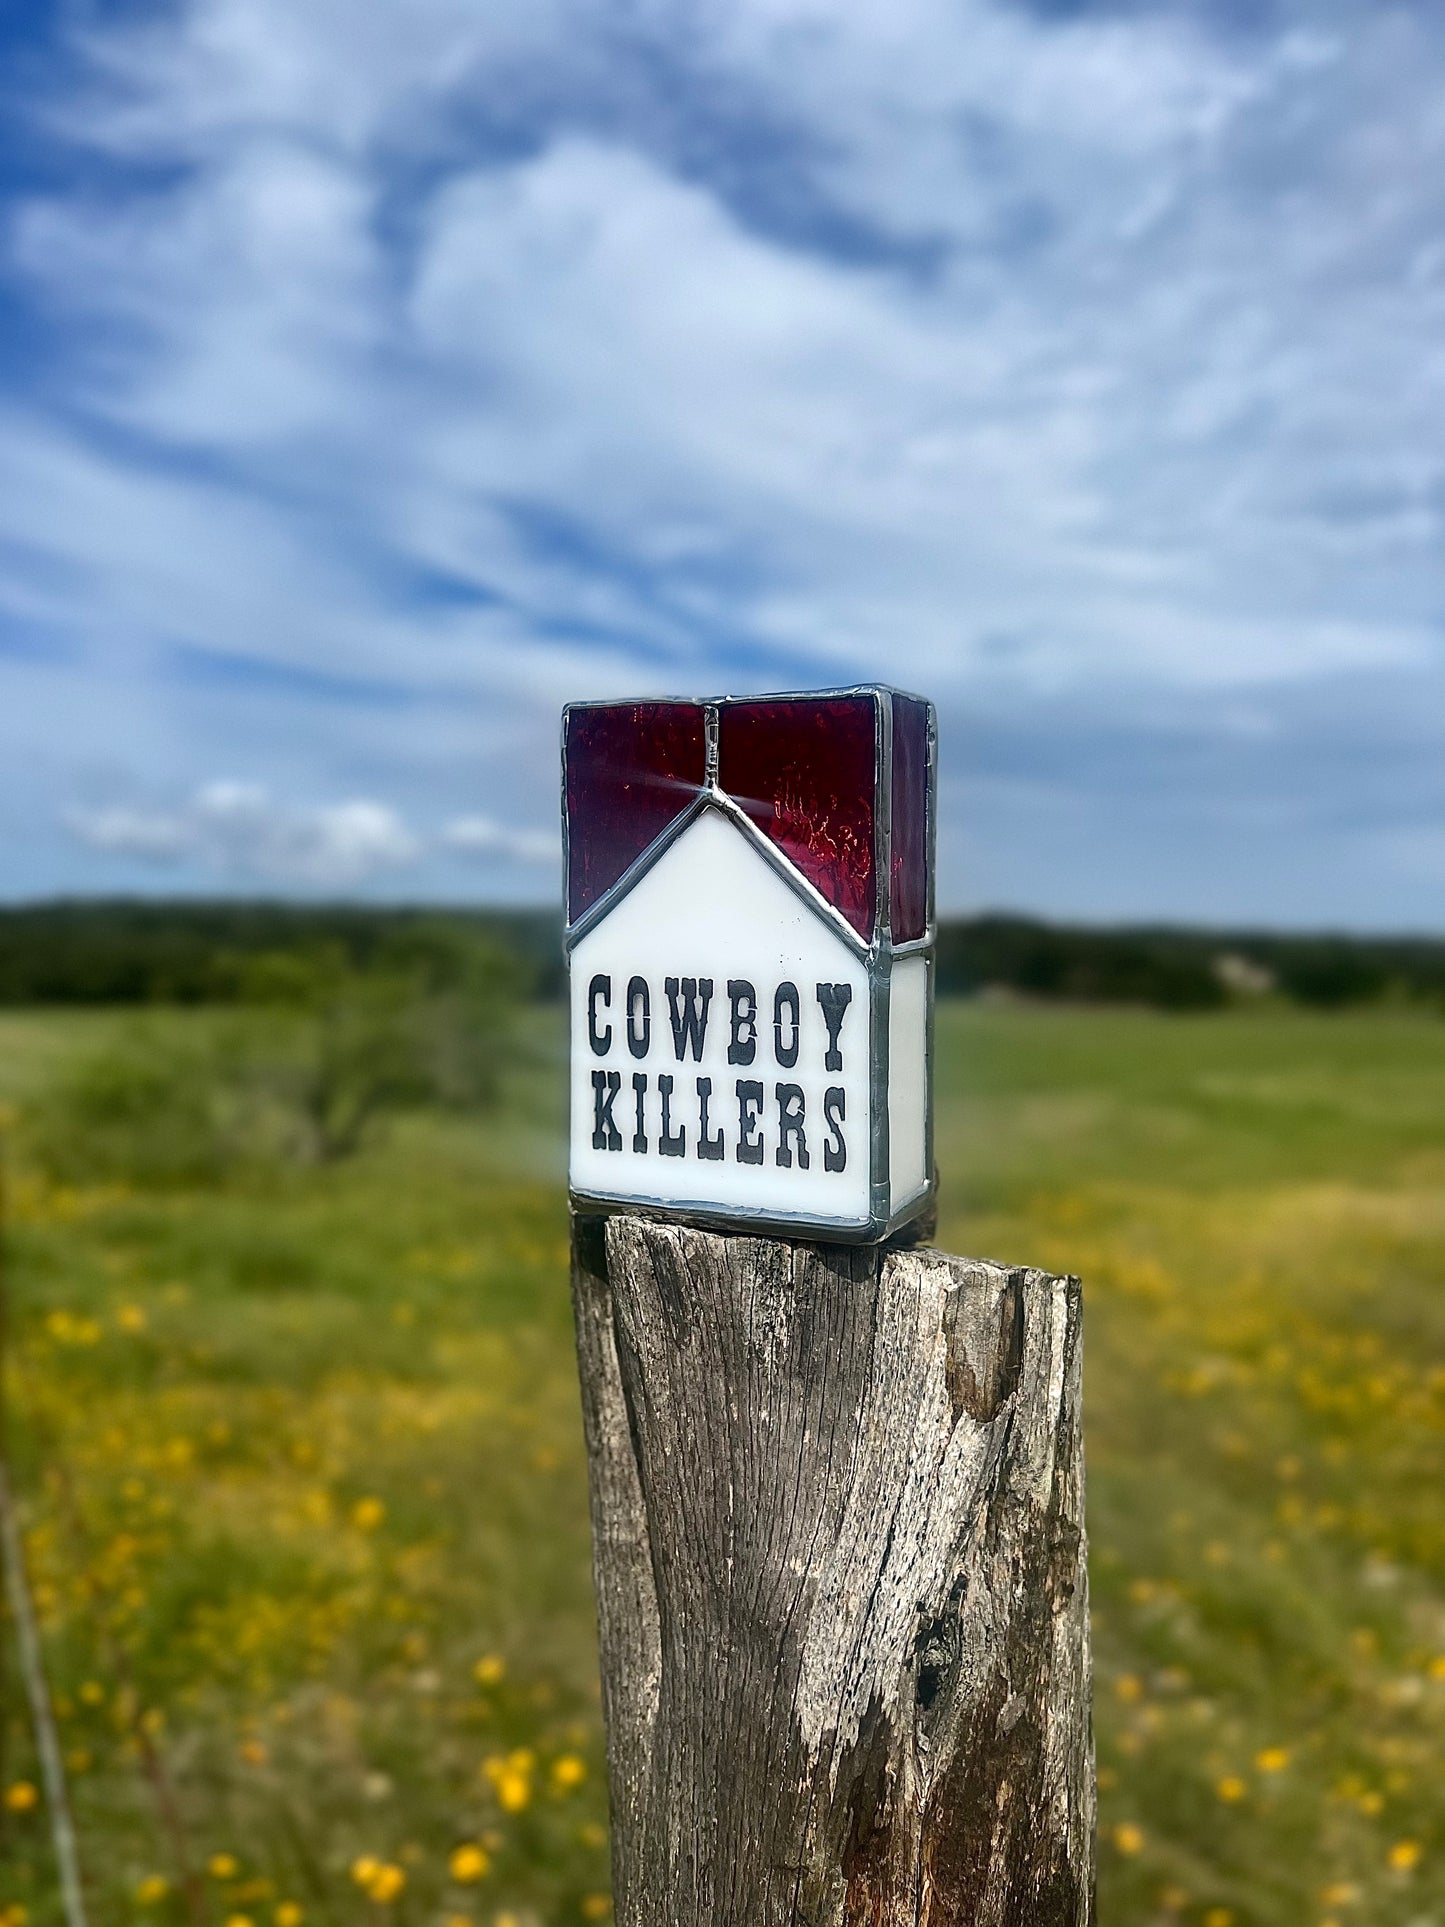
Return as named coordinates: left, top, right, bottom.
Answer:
left=887, top=953, right=929, bottom=1208
left=570, top=806, right=872, bottom=1226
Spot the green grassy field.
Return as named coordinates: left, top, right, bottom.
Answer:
left=1, top=1001, right=1443, bottom=1927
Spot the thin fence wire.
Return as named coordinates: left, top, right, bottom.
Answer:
left=0, top=1125, right=90, bottom=1927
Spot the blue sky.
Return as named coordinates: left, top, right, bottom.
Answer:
left=0, top=0, right=1441, bottom=925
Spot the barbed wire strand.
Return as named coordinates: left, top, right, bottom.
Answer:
left=0, top=1123, right=90, bottom=1927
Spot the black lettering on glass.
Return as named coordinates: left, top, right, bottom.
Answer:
left=696, top=1078, right=724, bottom=1160
left=626, top=976, right=651, bottom=1059
left=588, top=974, right=612, bottom=1055
left=775, top=1082, right=809, bottom=1169
left=823, top=1086, right=847, bottom=1172
left=658, top=1074, right=685, bottom=1157
left=736, top=1080, right=764, bottom=1164
left=727, top=979, right=757, bottom=1064
left=665, top=977, right=713, bottom=1061
left=591, top=1069, right=621, bottom=1151
left=773, top=981, right=800, bottom=1068
left=815, top=983, right=853, bottom=1074
left=631, top=1072, right=648, bottom=1153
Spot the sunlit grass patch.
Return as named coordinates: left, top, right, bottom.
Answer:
left=0, top=1079, right=604, bottom=1924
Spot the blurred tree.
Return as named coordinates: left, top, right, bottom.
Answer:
left=231, top=926, right=528, bottom=1161
left=27, top=1024, right=246, bottom=1186
left=27, top=928, right=528, bottom=1183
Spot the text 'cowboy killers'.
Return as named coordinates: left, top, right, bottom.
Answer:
left=585, top=974, right=856, bottom=1172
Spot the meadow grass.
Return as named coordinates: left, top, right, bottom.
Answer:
left=0, top=1001, right=1443, bottom=1927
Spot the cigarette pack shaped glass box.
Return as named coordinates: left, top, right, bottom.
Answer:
left=563, top=686, right=935, bottom=1242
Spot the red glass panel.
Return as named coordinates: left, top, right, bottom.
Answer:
left=890, top=694, right=930, bottom=941
left=565, top=702, right=706, bottom=921
left=718, top=695, right=877, bottom=939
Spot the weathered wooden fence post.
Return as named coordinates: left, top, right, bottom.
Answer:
left=562, top=690, right=1094, bottom=1926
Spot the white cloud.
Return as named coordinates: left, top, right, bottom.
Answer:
left=65, top=804, right=196, bottom=864
left=194, top=784, right=419, bottom=885
left=443, top=816, right=558, bottom=866
left=64, top=785, right=560, bottom=888
left=54, top=0, right=572, bottom=159
left=69, top=785, right=420, bottom=887
left=15, top=139, right=381, bottom=443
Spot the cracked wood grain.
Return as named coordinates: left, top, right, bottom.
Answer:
left=571, top=1213, right=1094, bottom=1927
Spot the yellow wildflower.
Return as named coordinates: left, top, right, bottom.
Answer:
left=580, top=1821, right=608, bottom=1848
left=135, top=1876, right=169, bottom=1904
left=581, top=1899, right=612, bottom=1921
left=1215, top=1777, right=1246, bottom=1804
left=275, top=1905, right=304, bottom=1926
left=552, top=1753, right=588, bottom=1792
left=78, top=1681, right=105, bottom=1706
left=1320, top=1884, right=1358, bottom=1907
left=367, top=1865, right=406, bottom=1903
left=240, top=1739, right=268, bottom=1766
left=350, top=1858, right=406, bottom=1903
left=1114, top=1675, right=1143, bottom=1703
left=66, top=1751, right=91, bottom=1774
left=352, top=1497, right=385, bottom=1531
left=3, top=1782, right=38, bottom=1813
left=1358, top=1791, right=1384, bottom=1816
left=225, top=1916, right=254, bottom=1927
left=1429, top=1656, right=1445, bottom=1681
left=1255, top=1747, right=1289, bottom=1774
left=483, top=1749, right=534, bottom=1813
left=473, top=1655, right=506, bottom=1687
left=1203, top=1912, right=1234, bottom=1927
left=1388, top=1841, right=1422, bottom=1873
left=117, top=1304, right=147, bottom=1332
left=1112, top=1823, right=1144, bottom=1856
left=450, top=1844, right=491, bottom=1883
left=1, top=1907, right=28, bottom=1927
left=209, top=1854, right=240, bottom=1880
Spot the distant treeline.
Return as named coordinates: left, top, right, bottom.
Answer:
left=935, top=917, right=1445, bottom=1011
left=0, top=900, right=1441, bottom=1012
left=0, top=900, right=565, bottom=1005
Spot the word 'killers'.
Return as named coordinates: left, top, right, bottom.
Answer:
left=586, top=974, right=854, bottom=1171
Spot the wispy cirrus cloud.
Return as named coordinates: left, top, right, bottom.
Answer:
left=1, top=0, right=1442, bottom=921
